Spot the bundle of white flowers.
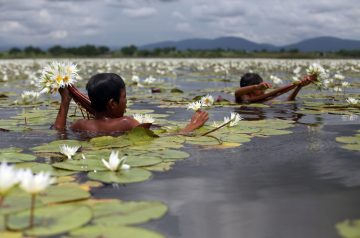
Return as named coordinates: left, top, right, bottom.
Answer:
left=38, top=61, right=79, bottom=94
left=133, top=114, right=155, bottom=124
left=306, top=63, right=329, bottom=87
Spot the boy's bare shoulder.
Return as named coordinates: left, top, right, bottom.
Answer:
left=70, top=116, right=139, bottom=133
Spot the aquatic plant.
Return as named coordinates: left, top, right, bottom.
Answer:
left=101, top=151, right=130, bottom=172
left=59, top=144, right=80, bottom=160
left=38, top=61, right=79, bottom=94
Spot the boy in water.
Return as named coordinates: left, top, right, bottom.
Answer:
left=54, top=73, right=208, bottom=133
left=235, top=73, right=314, bottom=103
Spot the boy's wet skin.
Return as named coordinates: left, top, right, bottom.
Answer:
left=54, top=73, right=208, bottom=134
left=235, top=73, right=315, bottom=103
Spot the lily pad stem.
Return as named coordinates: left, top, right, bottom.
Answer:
left=201, top=120, right=232, bottom=136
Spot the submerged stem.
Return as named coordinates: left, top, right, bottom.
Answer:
left=29, top=194, right=36, bottom=229
left=0, top=195, right=4, bottom=207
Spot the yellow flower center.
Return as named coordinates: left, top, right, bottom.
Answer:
left=56, top=75, right=63, bottom=84
left=63, top=76, right=69, bottom=83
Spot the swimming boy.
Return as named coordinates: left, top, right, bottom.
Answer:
left=235, top=73, right=314, bottom=103
left=54, top=73, right=208, bottom=133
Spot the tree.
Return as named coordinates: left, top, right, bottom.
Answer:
left=48, top=45, right=66, bottom=56
left=9, top=47, right=22, bottom=55
left=121, top=45, right=137, bottom=56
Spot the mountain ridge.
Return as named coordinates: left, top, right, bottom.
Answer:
left=140, top=36, right=360, bottom=52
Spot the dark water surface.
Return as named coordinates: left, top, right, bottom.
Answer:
left=90, top=117, right=359, bottom=238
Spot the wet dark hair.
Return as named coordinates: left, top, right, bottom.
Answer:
left=86, top=73, right=125, bottom=112
left=240, top=73, right=263, bottom=87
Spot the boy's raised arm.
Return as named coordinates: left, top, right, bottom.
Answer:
left=287, top=76, right=314, bottom=101
left=180, top=110, right=209, bottom=134
left=235, top=82, right=272, bottom=102
left=54, top=88, right=72, bottom=130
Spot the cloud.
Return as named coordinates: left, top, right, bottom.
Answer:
left=175, top=22, right=192, bottom=32
left=0, top=0, right=358, bottom=46
left=123, top=7, right=157, bottom=18
left=50, top=30, right=68, bottom=39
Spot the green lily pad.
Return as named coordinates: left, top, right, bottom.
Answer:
left=92, top=200, right=168, bottom=226
left=0, top=191, right=42, bottom=215
left=128, top=127, right=159, bottom=145
left=336, top=219, right=360, bottom=238
left=89, top=136, right=132, bottom=149
left=31, top=140, right=84, bottom=153
left=341, top=144, right=360, bottom=151
left=52, top=159, right=107, bottom=172
left=126, top=156, right=162, bottom=167
left=185, top=136, right=221, bottom=146
left=148, top=149, right=190, bottom=161
left=39, top=185, right=91, bottom=204
left=88, top=168, right=152, bottom=184
left=336, top=136, right=360, bottom=144
left=0, top=231, right=22, bottom=238
left=7, top=204, right=92, bottom=236
left=0, top=147, right=23, bottom=153
left=15, top=162, right=75, bottom=176
left=0, top=152, right=37, bottom=163
left=69, top=225, right=165, bottom=238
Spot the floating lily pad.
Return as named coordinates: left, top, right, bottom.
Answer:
left=336, top=219, right=360, bottom=238
left=31, top=140, right=85, bottom=153
left=148, top=149, right=190, bottom=161
left=92, top=200, right=168, bottom=226
left=52, top=159, right=106, bottom=172
left=69, top=225, right=165, bottom=238
left=7, top=204, right=92, bottom=236
left=88, top=168, right=152, bottom=184
left=39, top=185, right=91, bottom=204
left=0, top=152, right=37, bottom=163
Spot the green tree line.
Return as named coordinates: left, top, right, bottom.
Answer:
left=1, top=44, right=360, bottom=58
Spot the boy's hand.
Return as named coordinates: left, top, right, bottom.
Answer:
left=299, top=75, right=315, bottom=87
left=181, top=110, right=209, bottom=133
left=59, top=87, right=72, bottom=104
left=190, top=110, right=209, bottom=128
left=256, top=82, right=272, bottom=90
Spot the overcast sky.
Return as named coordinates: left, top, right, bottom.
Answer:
left=0, top=0, right=359, bottom=47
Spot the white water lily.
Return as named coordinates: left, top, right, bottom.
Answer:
left=19, top=91, right=41, bottom=105
left=102, top=151, right=130, bottom=172
left=341, top=81, right=350, bottom=87
left=144, top=76, right=157, bottom=84
left=59, top=144, right=80, bottom=159
left=187, top=101, right=202, bottom=111
left=333, top=86, right=342, bottom=92
left=306, top=63, right=328, bottom=81
left=270, top=75, right=283, bottom=85
left=224, top=112, right=243, bottom=127
left=19, top=169, right=55, bottom=194
left=38, top=61, right=79, bottom=94
left=0, top=162, right=20, bottom=195
left=346, top=97, right=359, bottom=105
left=133, top=114, right=155, bottom=124
left=131, top=75, right=140, bottom=83
left=201, top=94, right=214, bottom=107
left=212, top=121, right=221, bottom=128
